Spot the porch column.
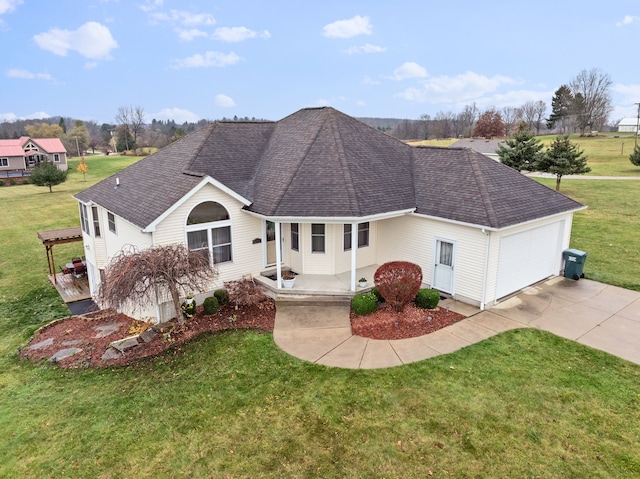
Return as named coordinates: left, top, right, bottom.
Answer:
left=350, top=221, right=357, bottom=291
left=275, top=221, right=282, bottom=288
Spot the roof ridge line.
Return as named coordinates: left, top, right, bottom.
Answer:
left=264, top=112, right=327, bottom=213
left=467, top=150, right=499, bottom=228
left=182, top=122, right=217, bottom=174
left=329, top=112, right=360, bottom=216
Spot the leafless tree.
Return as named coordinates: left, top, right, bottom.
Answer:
left=131, top=106, right=146, bottom=143
left=458, top=103, right=479, bottom=137
left=532, top=100, right=547, bottom=135
left=98, top=244, right=218, bottom=324
left=115, top=107, right=131, bottom=150
left=569, top=68, right=613, bottom=135
left=521, top=101, right=538, bottom=132
left=501, top=106, right=522, bottom=136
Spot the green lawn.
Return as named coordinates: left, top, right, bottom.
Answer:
left=538, top=133, right=640, bottom=177
left=0, top=154, right=639, bottom=477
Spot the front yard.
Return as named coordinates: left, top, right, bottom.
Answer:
left=0, top=155, right=639, bottom=477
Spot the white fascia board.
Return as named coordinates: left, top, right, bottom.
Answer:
left=412, top=205, right=587, bottom=232
left=242, top=208, right=416, bottom=224
left=143, top=176, right=251, bottom=233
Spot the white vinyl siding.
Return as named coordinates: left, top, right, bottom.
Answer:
left=152, top=183, right=264, bottom=286
left=377, top=215, right=487, bottom=305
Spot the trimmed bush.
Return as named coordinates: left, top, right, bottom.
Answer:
left=351, top=292, right=378, bottom=316
left=214, top=289, right=229, bottom=305
left=370, top=287, right=385, bottom=303
left=203, top=296, right=219, bottom=315
left=0, top=179, right=3, bottom=186
left=415, top=288, right=440, bottom=309
left=374, top=261, right=423, bottom=312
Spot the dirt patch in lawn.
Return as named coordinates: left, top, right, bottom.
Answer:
left=351, top=302, right=466, bottom=340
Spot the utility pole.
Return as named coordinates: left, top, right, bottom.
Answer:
left=635, top=102, right=640, bottom=150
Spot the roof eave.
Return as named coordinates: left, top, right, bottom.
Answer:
left=242, top=208, right=416, bottom=224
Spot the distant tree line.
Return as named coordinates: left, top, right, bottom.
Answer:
left=387, top=68, right=616, bottom=140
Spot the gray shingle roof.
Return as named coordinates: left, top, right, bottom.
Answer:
left=75, top=107, right=583, bottom=231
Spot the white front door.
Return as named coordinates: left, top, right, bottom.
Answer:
left=264, top=221, right=282, bottom=267
left=433, top=239, right=455, bottom=293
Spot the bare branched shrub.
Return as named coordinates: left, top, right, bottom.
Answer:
left=99, top=244, right=218, bottom=323
left=224, top=277, right=266, bottom=308
left=374, top=261, right=423, bottom=312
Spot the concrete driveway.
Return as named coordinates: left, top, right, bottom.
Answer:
left=273, top=277, right=640, bottom=368
left=486, top=277, right=640, bottom=364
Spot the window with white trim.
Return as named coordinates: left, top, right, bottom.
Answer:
left=0, top=158, right=8, bottom=167
left=311, top=223, right=325, bottom=253
left=79, top=204, right=90, bottom=234
left=107, top=212, right=117, bottom=233
left=290, top=223, right=299, bottom=251
left=343, top=222, right=370, bottom=251
left=92, top=206, right=101, bottom=238
left=186, top=201, right=232, bottom=264
left=53, top=154, right=60, bottom=162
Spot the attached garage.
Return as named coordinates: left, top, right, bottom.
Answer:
left=495, top=221, right=564, bottom=299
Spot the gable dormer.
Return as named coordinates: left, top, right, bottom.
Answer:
left=23, top=140, right=39, bottom=152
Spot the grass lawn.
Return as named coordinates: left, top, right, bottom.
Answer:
left=536, top=178, right=640, bottom=291
left=537, top=133, right=640, bottom=177
left=0, top=154, right=639, bottom=477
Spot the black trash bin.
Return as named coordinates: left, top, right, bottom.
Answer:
left=563, top=249, right=588, bottom=280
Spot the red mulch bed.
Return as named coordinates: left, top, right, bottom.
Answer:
left=351, top=302, right=466, bottom=340
left=20, top=298, right=466, bottom=368
left=20, top=300, right=276, bottom=369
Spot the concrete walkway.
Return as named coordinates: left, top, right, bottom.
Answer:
left=273, top=277, right=640, bottom=369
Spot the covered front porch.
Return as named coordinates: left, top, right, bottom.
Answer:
left=255, top=264, right=380, bottom=298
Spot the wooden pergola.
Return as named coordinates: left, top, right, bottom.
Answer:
left=37, top=226, right=83, bottom=284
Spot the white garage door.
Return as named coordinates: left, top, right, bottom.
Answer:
left=495, top=221, right=563, bottom=299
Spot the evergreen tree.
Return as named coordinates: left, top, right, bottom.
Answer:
left=496, top=122, right=544, bottom=171
left=547, top=85, right=573, bottom=132
left=536, top=135, right=590, bottom=191
left=629, top=146, right=640, bottom=167
left=29, top=161, right=69, bottom=192
left=58, top=117, right=67, bottom=133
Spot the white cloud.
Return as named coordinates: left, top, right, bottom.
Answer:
left=345, top=43, right=386, bottom=54
left=323, top=15, right=372, bottom=39
left=211, top=26, right=271, bottom=42
left=34, top=22, right=118, bottom=60
left=396, top=71, right=517, bottom=104
left=171, top=51, right=241, bottom=69
left=613, top=83, right=640, bottom=103
left=177, top=28, right=208, bottom=41
left=616, top=15, right=640, bottom=26
left=6, top=68, right=53, bottom=80
left=152, top=108, right=200, bottom=123
left=0, top=111, right=49, bottom=121
left=214, top=94, right=236, bottom=107
left=139, top=0, right=163, bottom=13
left=363, top=75, right=380, bottom=85
left=0, top=0, right=22, bottom=15
left=390, top=62, right=428, bottom=80
left=84, top=61, right=98, bottom=70
left=149, top=9, right=215, bottom=26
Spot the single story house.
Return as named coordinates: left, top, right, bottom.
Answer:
left=0, top=137, right=67, bottom=175
left=74, top=107, right=584, bottom=321
left=449, top=138, right=506, bottom=161
left=617, top=118, right=640, bottom=133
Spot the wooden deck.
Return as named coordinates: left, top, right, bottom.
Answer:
left=48, top=273, right=91, bottom=303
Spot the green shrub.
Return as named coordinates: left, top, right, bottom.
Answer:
left=203, top=296, right=219, bottom=315
left=214, top=289, right=229, bottom=305
left=351, top=292, right=378, bottom=316
left=9, top=179, right=16, bottom=186
left=370, top=287, right=385, bottom=303
left=0, top=179, right=3, bottom=186
left=415, top=288, right=440, bottom=309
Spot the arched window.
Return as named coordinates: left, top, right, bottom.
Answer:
left=186, top=201, right=232, bottom=264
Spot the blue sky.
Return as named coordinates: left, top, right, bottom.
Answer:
left=1, top=0, right=639, bottom=125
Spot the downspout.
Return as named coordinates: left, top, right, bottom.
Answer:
left=350, top=222, right=357, bottom=291
left=480, top=228, right=490, bottom=310
left=275, top=221, right=282, bottom=289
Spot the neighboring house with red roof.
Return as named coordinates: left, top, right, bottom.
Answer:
left=75, top=107, right=584, bottom=322
left=0, top=137, right=67, bottom=175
